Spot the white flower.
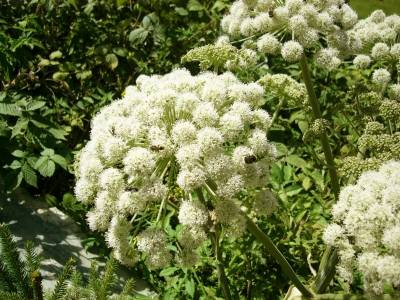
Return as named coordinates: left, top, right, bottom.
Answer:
left=192, top=102, right=219, bottom=127
left=171, top=120, right=197, bottom=147
left=178, top=226, right=207, bottom=249
left=281, top=41, right=303, bottom=63
left=353, top=54, right=371, bottom=70
left=390, top=43, right=400, bottom=59
left=197, top=127, right=224, bottom=154
left=137, top=228, right=168, bottom=254
left=371, top=42, right=390, bottom=60
left=175, top=250, right=200, bottom=268
left=252, top=189, right=277, bottom=216
left=123, top=148, right=156, bottom=179
left=178, top=200, right=209, bottom=227
left=177, top=166, right=207, bottom=191
left=257, top=33, right=282, bottom=55
left=372, top=68, right=391, bottom=86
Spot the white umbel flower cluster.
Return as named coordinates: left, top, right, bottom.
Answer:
left=220, top=0, right=361, bottom=66
left=75, top=69, right=277, bottom=267
left=323, top=160, right=400, bottom=297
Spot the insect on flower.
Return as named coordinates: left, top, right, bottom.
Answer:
left=268, top=6, right=274, bottom=18
left=244, top=154, right=257, bottom=164
left=150, top=145, right=165, bottom=151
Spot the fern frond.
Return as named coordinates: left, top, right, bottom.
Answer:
left=48, top=257, right=75, bottom=300
left=121, top=278, right=135, bottom=297
left=98, top=252, right=119, bottom=300
left=0, top=223, right=31, bottom=298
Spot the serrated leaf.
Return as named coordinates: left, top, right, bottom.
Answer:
left=0, top=103, right=22, bottom=116
left=49, top=50, right=62, bottom=60
left=142, top=14, right=158, bottom=30
left=112, top=47, right=128, bottom=57
left=7, top=160, right=22, bottom=169
left=129, top=28, right=148, bottom=45
left=22, top=163, right=38, bottom=188
left=11, top=150, right=27, bottom=158
left=175, top=7, right=188, bottom=15
left=211, top=0, right=228, bottom=11
left=105, top=53, right=118, bottom=70
left=3, top=170, right=23, bottom=193
left=48, top=128, right=67, bottom=140
left=11, top=118, right=29, bottom=138
left=27, top=101, right=46, bottom=111
left=159, top=267, right=179, bottom=277
left=35, top=157, right=55, bottom=177
left=187, top=0, right=203, bottom=11
left=50, top=154, right=67, bottom=169
left=0, top=120, right=10, bottom=136
left=53, top=72, right=69, bottom=80
left=27, top=156, right=38, bottom=168
left=41, top=148, right=55, bottom=156
left=285, top=155, right=308, bottom=168
left=153, top=25, right=166, bottom=43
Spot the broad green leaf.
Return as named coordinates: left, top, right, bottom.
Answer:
left=159, top=267, right=179, bottom=277
left=187, top=0, right=203, bottom=11
left=0, top=120, right=10, bottom=136
left=285, top=155, right=308, bottom=168
left=116, top=0, right=128, bottom=6
left=7, top=160, right=22, bottom=169
left=142, top=14, right=158, bottom=30
left=35, top=157, right=56, bottom=177
left=44, top=194, right=58, bottom=206
left=53, top=72, right=69, bottom=80
left=211, top=0, right=229, bottom=11
left=302, top=176, right=312, bottom=191
left=48, top=128, right=67, bottom=140
left=49, top=50, right=62, bottom=60
left=112, top=47, right=128, bottom=57
left=41, top=148, right=55, bottom=156
left=105, top=54, right=118, bottom=70
left=185, top=277, right=195, bottom=297
left=11, top=150, right=28, bottom=158
left=76, top=70, right=92, bottom=80
left=154, top=25, right=166, bottom=43
left=50, top=154, right=67, bottom=169
left=175, top=7, right=188, bottom=15
left=285, top=185, right=303, bottom=196
left=67, top=0, right=78, bottom=10
left=129, top=28, right=148, bottom=45
left=298, top=120, right=309, bottom=134
left=27, top=101, right=46, bottom=111
left=0, top=103, right=22, bottom=116
left=27, top=156, right=38, bottom=168
left=3, top=170, right=23, bottom=193
left=11, top=118, right=29, bottom=138
left=94, top=45, right=109, bottom=56
left=294, top=209, right=307, bottom=222
left=22, top=163, right=38, bottom=188
left=62, top=192, right=76, bottom=207
left=38, top=59, right=51, bottom=67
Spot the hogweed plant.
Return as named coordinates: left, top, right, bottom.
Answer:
left=74, top=0, right=400, bottom=299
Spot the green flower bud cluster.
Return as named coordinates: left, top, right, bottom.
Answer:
left=379, top=99, right=400, bottom=120
left=364, top=121, right=384, bottom=135
left=340, top=156, right=382, bottom=179
left=303, top=119, right=330, bottom=143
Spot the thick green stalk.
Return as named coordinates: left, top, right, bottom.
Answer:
left=245, top=216, right=314, bottom=298
left=210, top=232, right=232, bottom=300
left=311, top=248, right=338, bottom=294
left=299, top=54, right=340, bottom=201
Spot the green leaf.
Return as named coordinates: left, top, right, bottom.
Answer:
left=142, top=14, right=158, bottom=30
left=11, top=118, right=29, bottom=139
left=211, top=0, right=229, bottom=11
left=22, top=163, right=38, bottom=188
left=187, top=0, right=204, bottom=11
left=3, top=170, right=23, bottom=193
left=67, top=0, right=78, bottom=10
left=62, top=193, right=76, bottom=208
left=53, top=72, right=69, bottom=80
left=105, top=54, right=118, bottom=70
left=294, top=209, right=307, bottom=222
left=129, top=28, right=148, bottom=45
left=185, top=277, right=195, bottom=297
left=49, top=50, right=62, bottom=60
left=50, top=154, right=67, bottom=169
left=41, top=148, right=55, bottom=156
left=11, top=150, right=27, bottom=158
left=48, top=128, right=67, bottom=140
left=0, top=103, right=22, bottom=116
left=34, top=156, right=56, bottom=177
left=175, top=7, right=188, bottom=15
left=7, top=160, right=22, bottom=169
left=302, top=177, right=312, bottom=191
left=94, top=45, right=109, bottom=56
left=285, top=155, right=308, bottom=168
left=44, top=194, right=58, bottom=206
left=285, top=185, right=303, bottom=196
left=298, top=120, right=309, bottom=134
left=0, top=120, right=9, bottom=136
left=159, top=267, right=179, bottom=277
left=76, top=70, right=92, bottom=80
left=26, top=101, right=46, bottom=111
left=38, top=59, right=51, bottom=67
left=112, top=47, right=128, bottom=57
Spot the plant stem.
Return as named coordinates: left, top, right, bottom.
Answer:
left=299, top=54, right=340, bottom=201
left=210, top=231, right=232, bottom=300
left=312, top=248, right=338, bottom=294
left=267, top=98, right=285, bottom=132
left=245, top=215, right=314, bottom=298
